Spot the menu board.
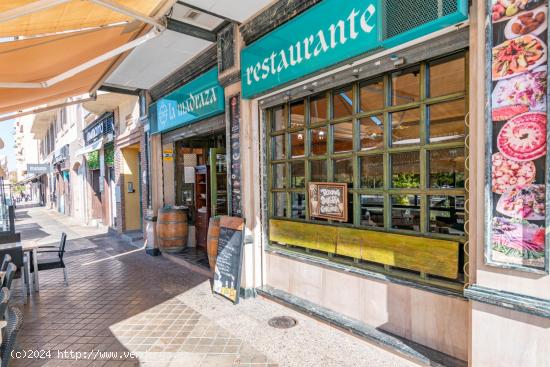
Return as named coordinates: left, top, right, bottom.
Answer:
left=308, top=182, right=348, bottom=222
left=212, top=216, right=245, bottom=304
left=229, top=95, right=242, bottom=217
left=487, top=0, right=549, bottom=272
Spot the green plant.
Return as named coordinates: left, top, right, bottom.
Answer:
left=87, top=150, right=100, bottom=170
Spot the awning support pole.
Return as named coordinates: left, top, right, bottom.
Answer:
left=87, top=0, right=166, bottom=30
left=0, top=0, right=70, bottom=24
left=0, top=96, right=96, bottom=123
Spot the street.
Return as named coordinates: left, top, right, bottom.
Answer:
left=11, top=207, right=417, bottom=367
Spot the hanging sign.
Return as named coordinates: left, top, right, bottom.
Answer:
left=486, top=0, right=549, bottom=273
left=213, top=216, right=245, bottom=304
left=27, top=164, right=50, bottom=175
left=308, top=182, right=348, bottom=222
left=84, top=113, right=114, bottom=145
left=240, top=0, right=468, bottom=98
left=150, top=68, right=225, bottom=134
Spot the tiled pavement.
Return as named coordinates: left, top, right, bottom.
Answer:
left=9, top=207, right=417, bottom=367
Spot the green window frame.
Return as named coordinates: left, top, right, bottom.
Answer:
left=267, top=52, right=469, bottom=281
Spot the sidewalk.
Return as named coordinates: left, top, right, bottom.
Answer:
left=11, top=207, right=418, bottom=367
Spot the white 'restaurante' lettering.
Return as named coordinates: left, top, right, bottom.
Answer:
left=246, top=4, right=376, bottom=86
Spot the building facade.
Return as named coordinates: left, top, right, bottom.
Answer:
left=140, top=1, right=550, bottom=366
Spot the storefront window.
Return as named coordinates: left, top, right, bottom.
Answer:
left=290, top=100, right=305, bottom=128
left=333, top=86, right=354, bottom=119
left=360, top=115, right=384, bottom=150
left=429, top=148, right=465, bottom=188
left=311, top=127, right=328, bottom=155
left=428, top=54, right=465, bottom=98
left=391, top=108, right=420, bottom=146
left=428, top=99, right=466, bottom=143
left=268, top=52, right=467, bottom=243
left=272, top=105, right=287, bottom=132
left=360, top=155, right=383, bottom=188
left=310, top=160, right=326, bottom=182
left=290, top=132, right=305, bottom=158
left=272, top=134, right=286, bottom=160
left=290, top=162, right=305, bottom=188
left=310, top=93, right=328, bottom=123
left=391, top=151, right=420, bottom=189
left=360, top=78, right=384, bottom=112
left=391, top=66, right=420, bottom=106
left=333, top=122, right=354, bottom=153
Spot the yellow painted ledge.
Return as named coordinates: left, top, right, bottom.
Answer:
left=269, top=219, right=459, bottom=279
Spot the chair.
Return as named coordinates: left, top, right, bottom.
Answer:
left=0, top=288, right=9, bottom=321
left=30, top=233, right=68, bottom=285
left=0, top=255, right=10, bottom=272
left=0, top=306, right=24, bottom=367
left=1, top=264, right=16, bottom=290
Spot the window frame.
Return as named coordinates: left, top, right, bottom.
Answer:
left=267, top=51, right=468, bottom=245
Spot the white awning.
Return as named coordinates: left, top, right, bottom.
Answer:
left=75, top=139, right=103, bottom=157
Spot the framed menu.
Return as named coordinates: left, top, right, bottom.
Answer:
left=486, top=0, right=550, bottom=273
left=308, top=182, right=348, bottom=222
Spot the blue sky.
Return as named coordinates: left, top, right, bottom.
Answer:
left=0, top=119, right=15, bottom=170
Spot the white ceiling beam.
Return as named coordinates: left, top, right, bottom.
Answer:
left=0, top=0, right=70, bottom=24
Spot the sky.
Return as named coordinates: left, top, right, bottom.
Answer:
left=0, top=119, right=15, bottom=170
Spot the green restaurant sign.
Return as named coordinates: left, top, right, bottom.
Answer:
left=150, top=68, right=225, bottom=134
left=241, top=0, right=468, bottom=98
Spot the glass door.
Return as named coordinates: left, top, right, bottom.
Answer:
left=209, top=148, right=227, bottom=216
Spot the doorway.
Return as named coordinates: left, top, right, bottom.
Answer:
left=174, top=132, right=227, bottom=252
left=90, top=169, right=102, bottom=219
left=121, top=145, right=142, bottom=231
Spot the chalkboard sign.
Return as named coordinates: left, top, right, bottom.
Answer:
left=308, top=182, right=348, bottom=222
left=213, top=216, right=245, bottom=303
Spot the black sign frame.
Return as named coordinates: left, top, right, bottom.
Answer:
left=83, top=112, right=114, bottom=145
left=212, top=216, right=245, bottom=304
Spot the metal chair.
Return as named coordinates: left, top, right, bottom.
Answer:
left=0, top=255, right=10, bottom=272
left=1, top=264, right=16, bottom=290
left=0, top=288, right=9, bottom=321
left=0, top=306, right=23, bottom=367
left=30, top=233, right=68, bottom=285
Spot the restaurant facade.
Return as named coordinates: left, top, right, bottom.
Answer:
left=143, top=0, right=550, bottom=365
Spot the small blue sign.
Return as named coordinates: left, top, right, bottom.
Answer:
left=150, top=68, right=225, bottom=134
left=241, top=0, right=468, bottom=99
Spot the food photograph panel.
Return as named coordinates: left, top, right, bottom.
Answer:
left=487, top=0, right=550, bottom=272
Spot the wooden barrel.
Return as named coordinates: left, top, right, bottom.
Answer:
left=157, top=208, right=188, bottom=253
left=207, top=217, right=220, bottom=271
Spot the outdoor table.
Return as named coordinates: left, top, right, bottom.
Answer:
left=22, top=241, right=42, bottom=292
left=0, top=241, right=42, bottom=293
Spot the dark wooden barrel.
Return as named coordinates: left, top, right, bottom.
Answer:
left=157, top=208, right=188, bottom=253
left=207, top=217, right=220, bottom=271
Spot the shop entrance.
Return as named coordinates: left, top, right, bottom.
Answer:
left=90, top=169, right=102, bottom=219
left=174, top=131, right=227, bottom=253
left=121, top=145, right=142, bottom=231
